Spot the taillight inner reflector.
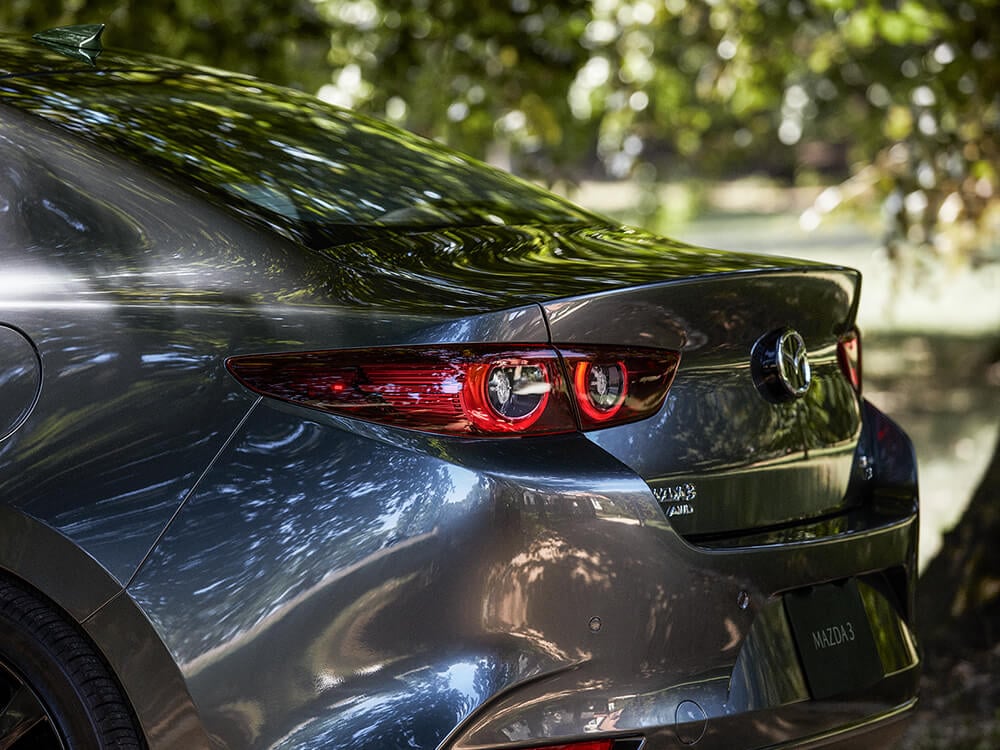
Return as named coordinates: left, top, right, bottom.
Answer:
left=573, top=360, right=628, bottom=421
left=465, top=359, right=553, bottom=430
left=837, top=328, right=862, bottom=394
left=227, top=343, right=679, bottom=437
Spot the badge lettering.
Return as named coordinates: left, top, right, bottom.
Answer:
left=652, top=483, right=698, bottom=518
left=652, top=483, right=697, bottom=504
left=810, top=621, right=856, bottom=651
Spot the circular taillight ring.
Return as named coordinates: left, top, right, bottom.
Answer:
left=573, top=361, right=627, bottom=422
left=462, top=359, right=551, bottom=431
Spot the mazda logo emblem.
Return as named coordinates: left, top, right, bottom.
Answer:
left=750, top=328, right=813, bottom=402
left=777, top=330, right=811, bottom=396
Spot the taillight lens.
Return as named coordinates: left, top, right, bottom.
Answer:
left=562, top=347, right=680, bottom=429
left=227, top=345, right=575, bottom=436
left=837, top=328, right=862, bottom=394
left=227, top=344, right=679, bottom=437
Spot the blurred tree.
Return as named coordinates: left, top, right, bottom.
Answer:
left=2, top=1, right=998, bottom=261
left=310, top=0, right=999, bottom=264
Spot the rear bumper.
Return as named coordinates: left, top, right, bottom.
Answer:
left=768, top=698, right=916, bottom=749
left=448, top=399, right=919, bottom=749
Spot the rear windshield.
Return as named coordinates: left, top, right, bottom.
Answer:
left=0, top=67, right=593, bottom=247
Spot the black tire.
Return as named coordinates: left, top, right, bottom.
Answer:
left=0, top=578, right=144, bottom=749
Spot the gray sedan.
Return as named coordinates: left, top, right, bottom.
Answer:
left=0, top=25, right=919, bottom=750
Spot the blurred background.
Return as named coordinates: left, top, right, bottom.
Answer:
left=3, top=2, right=999, bottom=745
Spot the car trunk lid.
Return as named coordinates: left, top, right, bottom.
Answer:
left=542, top=266, right=862, bottom=538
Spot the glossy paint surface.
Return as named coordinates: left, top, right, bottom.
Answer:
left=0, top=36, right=919, bottom=750
left=125, top=402, right=917, bottom=749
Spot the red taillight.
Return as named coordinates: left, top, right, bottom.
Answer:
left=563, top=347, right=681, bottom=430
left=226, top=345, right=575, bottom=436
left=227, top=344, right=680, bottom=437
left=837, top=328, right=862, bottom=394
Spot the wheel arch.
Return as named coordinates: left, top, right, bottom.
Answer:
left=0, top=506, right=120, bottom=622
left=0, top=506, right=209, bottom=747
left=83, top=591, right=212, bottom=749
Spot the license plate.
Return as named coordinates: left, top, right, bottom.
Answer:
left=783, top=579, right=883, bottom=699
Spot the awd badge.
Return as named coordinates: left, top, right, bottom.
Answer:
left=652, top=483, right=697, bottom=517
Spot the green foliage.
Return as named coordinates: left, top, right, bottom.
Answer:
left=2, top=1, right=997, bottom=260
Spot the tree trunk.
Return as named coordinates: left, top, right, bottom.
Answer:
left=918, top=419, right=1000, bottom=668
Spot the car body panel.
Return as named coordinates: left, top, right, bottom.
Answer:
left=117, top=400, right=917, bottom=749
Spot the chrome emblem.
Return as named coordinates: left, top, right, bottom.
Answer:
left=652, top=483, right=697, bottom=517
left=777, top=330, right=811, bottom=396
left=751, top=328, right=812, bottom=402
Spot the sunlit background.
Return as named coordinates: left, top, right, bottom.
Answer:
left=3, top=1, right=999, bottom=743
